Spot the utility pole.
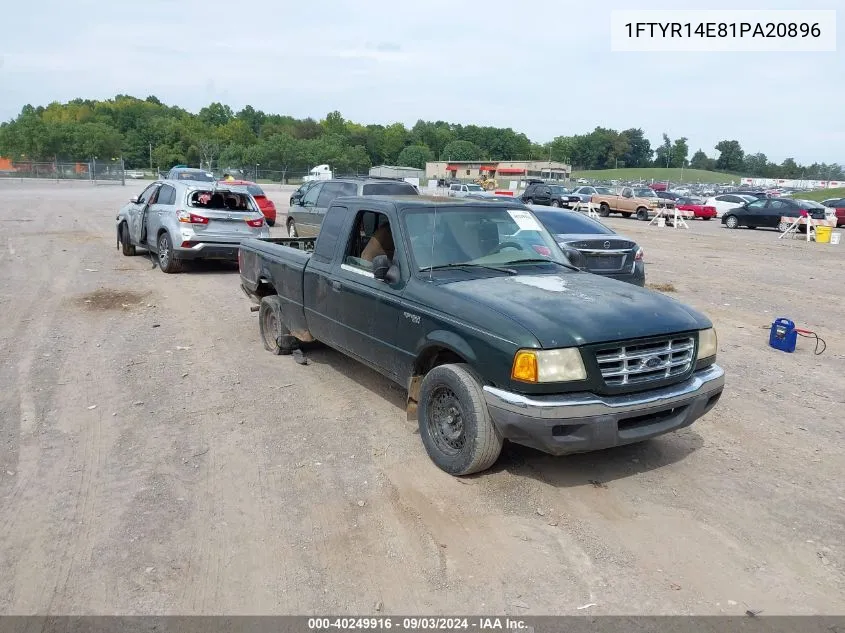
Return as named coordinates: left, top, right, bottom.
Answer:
left=149, top=142, right=153, bottom=171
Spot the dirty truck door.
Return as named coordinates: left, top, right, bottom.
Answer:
left=329, top=209, right=405, bottom=377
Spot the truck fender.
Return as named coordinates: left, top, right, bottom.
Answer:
left=406, top=331, right=478, bottom=422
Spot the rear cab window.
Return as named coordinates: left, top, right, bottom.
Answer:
left=362, top=182, right=419, bottom=196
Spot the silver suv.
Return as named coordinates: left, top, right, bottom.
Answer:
left=116, top=180, right=270, bottom=273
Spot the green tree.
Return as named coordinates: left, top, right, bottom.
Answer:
left=441, top=140, right=481, bottom=161
left=198, top=102, right=233, bottom=127
left=380, top=123, right=409, bottom=164
left=262, top=133, right=301, bottom=182
left=669, top=137, right=689, bottom=168
left=396, top=145, right=433, bottom=169
left=714, top=140, right=744, bottom=172
left=620, top=128, right=652, bottom=167
left=654, top=133, right=672, bottom=167
left=689, top=149, right=714, bottom=171
left=743, top=152, right=768, bottom=176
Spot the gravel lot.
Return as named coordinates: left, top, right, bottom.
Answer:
left=0, top=180, right=843, bottom=615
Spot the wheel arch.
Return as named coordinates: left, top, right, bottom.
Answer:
left=406, top=335, right=477, bottom=422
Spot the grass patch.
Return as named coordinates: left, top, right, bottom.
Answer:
left=571, top=168, right=740, bottom=185
left=790, top=187, right=845, bottom=202
left=647, top=282, right=677, bottom=292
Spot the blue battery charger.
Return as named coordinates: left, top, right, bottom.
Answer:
left=769, top=318, right=798, bottom=353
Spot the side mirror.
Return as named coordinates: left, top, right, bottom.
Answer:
left=130, top=195, right=139, bottom=203
left=372, top=255, right=391, bottom=280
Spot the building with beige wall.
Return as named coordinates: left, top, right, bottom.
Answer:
left=425, top=160, right=571, bottom=183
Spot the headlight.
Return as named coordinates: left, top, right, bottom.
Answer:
left=697, top=328, right=718, bottom=360
left=511, top=348, right=587, bottom=383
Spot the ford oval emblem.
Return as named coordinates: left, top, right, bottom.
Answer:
left=603, top=241, right=611, bottom=249
left=644, top=356, right=661, bottom=369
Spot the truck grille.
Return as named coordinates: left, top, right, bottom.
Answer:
left=595, top=336, right=695, bottom=387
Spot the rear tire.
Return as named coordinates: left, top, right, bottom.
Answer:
left=119, top=224, right=136, bottom=256
left=599, top=203, right=610, bottom=217
left=702, top=216, right=711, bottom=221
left=157, top=232, right=182, bottom=273
left=418, top=363, right=503, bottom=476
left=287, top=220, right=298, bottom=238
left=259, top=295, right=298, bottom=355
left=266, top=218, right=275, bottom=227
left=725, top=215, right=739, bottom=229
left=636, top=207, right=650, bottom=221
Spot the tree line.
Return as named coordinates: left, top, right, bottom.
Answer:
left=0, top=95, right=841, bottom=181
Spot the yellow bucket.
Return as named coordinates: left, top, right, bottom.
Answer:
left=815, top=225, right=832, bottom=243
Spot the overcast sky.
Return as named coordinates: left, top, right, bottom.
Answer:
left=1, top=0, right=842, bottom=164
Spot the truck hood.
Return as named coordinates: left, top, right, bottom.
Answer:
left=439, top=272, right=708, bottom=348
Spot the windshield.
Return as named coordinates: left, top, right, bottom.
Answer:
left=594, top=187, right=612, bottom=194
left=176, top=170, right=214, bottom=182
left=403, top=206, right=570, bottom=272
left=634, top=188, right=657, bottom=198
left=533, top=210, right=614, bottom=235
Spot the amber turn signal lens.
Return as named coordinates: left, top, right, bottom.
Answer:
left=511, top=351, right=538, bottom=383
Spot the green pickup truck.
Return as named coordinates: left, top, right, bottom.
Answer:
left=239, top=196, right=724, bottom=476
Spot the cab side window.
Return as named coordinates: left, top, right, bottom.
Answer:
left=343, top=210, right=394, bottom=275
left=302, top=183, right=323, bottom=206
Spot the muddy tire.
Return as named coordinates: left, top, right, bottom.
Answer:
left=259, top=295, right=298, bottom=355
left=119, top=223, right=136, bottom=256
left=418, top=363, right=503, bottom=476
left=599, top=203, right=610, bottom=217
left=157, top=232, right=182, bottom=274
left=636, top=207, right=650, bottom=221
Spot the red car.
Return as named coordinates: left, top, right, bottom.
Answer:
left=675, top=197, right=717, bottom=220
left=219, top=180, right=277, bottom=226
left=822, top=198, right=845, bottom=227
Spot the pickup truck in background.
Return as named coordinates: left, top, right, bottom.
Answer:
left=239, top=196, right=724, bottom=476
left=591, top=186, right=674, bottom=220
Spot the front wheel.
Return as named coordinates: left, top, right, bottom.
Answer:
left=119, top=224, right=136, bottom=256
left=551, top=200, right=560, bottom=207
left=418, top=363, right=503, bottom=476
left=636, top=207, right=650, bottom=221
left=599, top=203, right=610, bottom=217
left=524, top=198, right=533, bottom=205
left=702, top=216, right=711, bottom=221
left=259, top=295, right=298, bottom=355
left=157, top=232, right=182, bottom=273
left=777, top=220, right=789, bottom=233
left=287, top=220, right=298, bottom=238
left=725, top=215, right=739, bottom=229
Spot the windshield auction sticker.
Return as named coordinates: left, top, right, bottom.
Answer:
left=507, top=209, right=542, bottom=231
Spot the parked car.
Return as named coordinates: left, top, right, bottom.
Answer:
left=675, top=197, right=717, bottom=220
left=116, top=180, right=269, bottom=273
left=821, top=198, right=845, bottom=227
left=448, top=183, right=486, bottom=197
left=721, top=197, right=827, bottom=231
left=520, top=183, right=581, bottom=208
left=221, top=180, right=277, bottom=226
left=736, top=191, right=769, bottom=199
left=528, top=206, right=645, bottom=285
left=656, top=191, right=680, bottom=201
left=571, top=185, right=614, bottom=203
left=239, top=196, right=724, bottom=476
left=290, top=180, right=319, bottom=207
left=286, top=177, right=419, bottom=237
left=703, top=194, right=757, bottom=218
left=165, top=166, right=215, bottom=182
left=591, top=186, right=673, bottom=220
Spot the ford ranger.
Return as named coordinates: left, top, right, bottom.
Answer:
left=238, top=196, right=725, bottom=476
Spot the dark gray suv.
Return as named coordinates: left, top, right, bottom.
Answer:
left=286, top=177, right=419, bottom=237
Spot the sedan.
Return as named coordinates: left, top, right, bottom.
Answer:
left=721, top=197, right=827, bottom=231
left=528, top=206, right=645, bottom=286
left=675, top=197, right=717, bottom=220
left=703, top=194, right=757, bottom=218
left=220, top=180, right=277, bottom=226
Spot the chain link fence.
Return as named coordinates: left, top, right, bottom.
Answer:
left=0, top=159, right=126, bottom=183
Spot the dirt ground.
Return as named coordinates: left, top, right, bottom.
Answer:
left=0, top=180, right=843, bottom=616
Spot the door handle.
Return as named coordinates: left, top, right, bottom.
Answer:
left=331, top=280, right=342, bottom=291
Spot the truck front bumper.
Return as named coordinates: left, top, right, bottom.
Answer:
left=483, top=364, right=724, bottom=456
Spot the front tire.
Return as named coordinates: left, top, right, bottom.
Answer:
left=599, top=203, right=610, bottom=217
left=157, top=232, right=182, bottom=273
left=266, top=218, right=275, bottom=227
left=119, top=224, right=136, bottom=256
left=551, top=200, right=560, bottom=208
left=636, top=207, right=650, bottom=221
left=777, top=220, right=789, bottom=233
left=725, top=215, right=739, bottom=229
left=259, top=295, right=298, bottom=355
left=418, top=363, right=503, bottom=476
